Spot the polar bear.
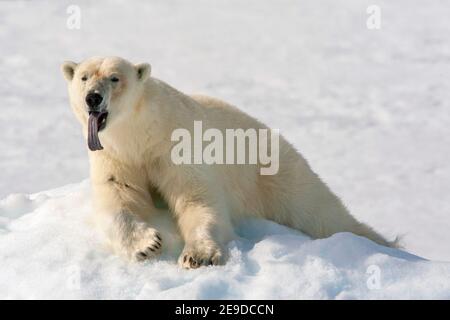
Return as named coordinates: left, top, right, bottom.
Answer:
left=62, top=56, right=395, bottom=268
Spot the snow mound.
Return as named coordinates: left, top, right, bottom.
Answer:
left=1, top=181, right=449, bottom=299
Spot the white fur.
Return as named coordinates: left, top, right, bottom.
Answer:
left=62, top=57, right=394, bottom=268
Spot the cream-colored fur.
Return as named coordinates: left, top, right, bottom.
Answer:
left=62, top=57, right=394, bottom=269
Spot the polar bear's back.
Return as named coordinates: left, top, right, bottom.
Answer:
left=189, top=94, right=236, bottom=111
left=188, top=94, right=268, bottom=129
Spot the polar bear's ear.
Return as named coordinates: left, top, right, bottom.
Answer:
left=61, top=61, right=78, bottom=81
left=135, top=63, right=151, bottom=81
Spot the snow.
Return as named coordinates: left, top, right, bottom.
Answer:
left=1, top=181, right=449, bottom=299
left=1, top=0, right=450, bottom=299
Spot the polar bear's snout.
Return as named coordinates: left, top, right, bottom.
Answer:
left=84, top=83, right=111, bottom=114
left=86, top=92, right=103, bottom=111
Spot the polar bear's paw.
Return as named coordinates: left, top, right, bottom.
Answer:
left=178, top=239, right=225, bottom=269
left=131, top=228, right=163, bottom=262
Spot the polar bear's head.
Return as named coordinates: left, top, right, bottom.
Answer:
left=61, top=56, right=150, bottom=151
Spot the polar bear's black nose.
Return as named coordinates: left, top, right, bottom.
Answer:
left=86, top=93, right=103, bottom=109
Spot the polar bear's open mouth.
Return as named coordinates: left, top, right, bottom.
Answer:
left=87, top=111, right=108, bottom=151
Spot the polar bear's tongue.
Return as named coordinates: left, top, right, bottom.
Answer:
left=87, top=111, right=108, bottom=151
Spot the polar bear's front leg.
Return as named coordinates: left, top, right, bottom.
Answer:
left=175, top=204, right=234, bottom=269
left=92, top=181, right=163, bottom=262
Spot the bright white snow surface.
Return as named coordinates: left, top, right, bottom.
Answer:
left=1, top=0, right=450, bottom=299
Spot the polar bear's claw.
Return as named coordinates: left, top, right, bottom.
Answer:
left=132, top=229, right=163, bottom=262
left=178, top=240, right=224, bottom=269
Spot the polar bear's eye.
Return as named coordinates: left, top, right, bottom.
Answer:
left=111, top=77, right=119, bottom=83
left=81, top=75, right=88, bottom=81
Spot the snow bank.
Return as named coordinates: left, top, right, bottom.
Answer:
left=1, top=181, right=449, bottom=299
